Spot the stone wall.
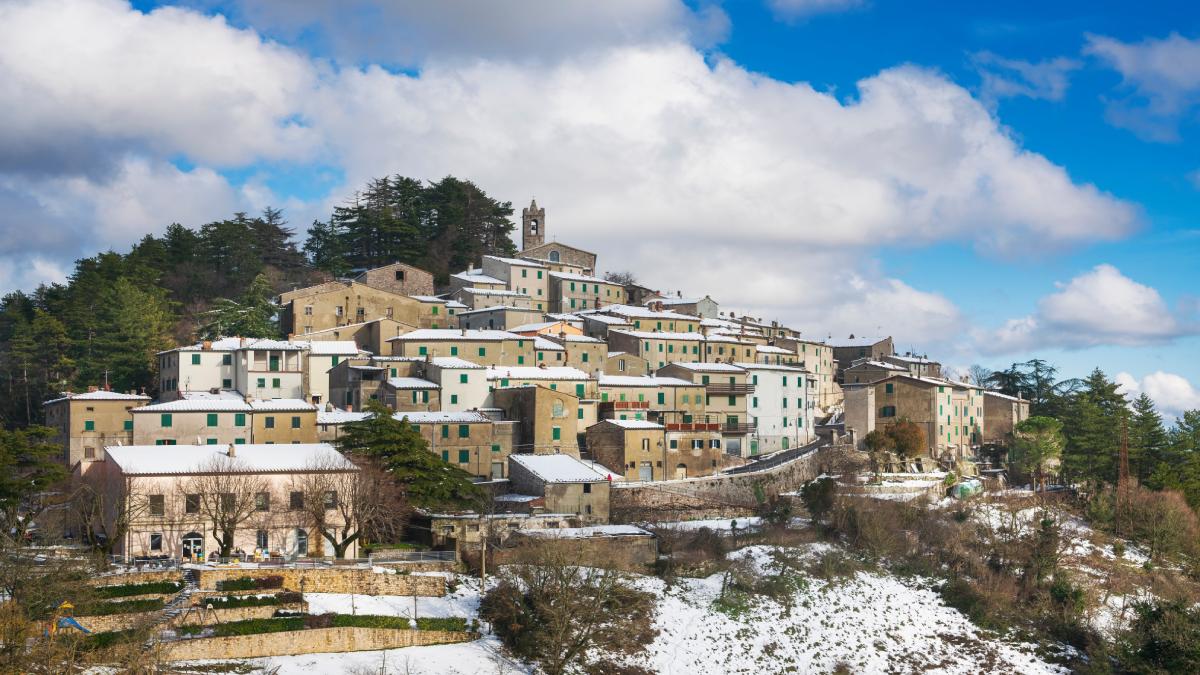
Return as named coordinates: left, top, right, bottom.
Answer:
left=76, top=603, right=306, bottom=634
left=92, top=570, right=183, bottom=587
left=610, top=445, right=838, bottom=522
left=194, top=567, right=445, bottom=596
left=163, top=627, right=473, bottom=661
left=488, top=534, right=657, bottom=573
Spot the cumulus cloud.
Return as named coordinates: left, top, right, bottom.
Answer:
left=1085, top=32, right=1200, bottom=141
left=980, top=264, right=1194, bottom=353
left=211, top=0, right=729, bottom=65
left=0, top=0, right=1141, bottom=348
left=1116, top=371, right=1200, bottom=420
left=972, top=52, right=1081, bottom=104
left=766, top=0, right=865, bottom=22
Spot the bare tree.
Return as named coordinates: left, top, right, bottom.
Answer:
left=70, top=473, right=154, bottom=559
left=291, top=458, right=408, bottom=559
left=968, top=364, right=994, bottom=388
left=602, top=270, right=637, bottom=286
left=182, top=455, right=270, bottom=558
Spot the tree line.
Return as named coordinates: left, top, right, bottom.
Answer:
left=0, top=176, right=517, bottom=428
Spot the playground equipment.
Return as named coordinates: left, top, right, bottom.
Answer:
left=46, top=601, right=92, bottom=636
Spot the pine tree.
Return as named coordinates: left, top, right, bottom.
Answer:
left=337, top=401, right=482, bottom=509
left=1129, top=393, right=1170, bottom=482
left=1060, top=368, right=1127, bottom=487
left=198, top=274, right=279, bottom=340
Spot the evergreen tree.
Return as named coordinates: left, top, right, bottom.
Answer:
left=1129, top=393, right=1170, bottom=482
left=337, top=401, right=482, bottom=509
left=1012, top=416, right=1065, bottom=491
left=85, top=279, right=176, bottom=395
left=0, top=426, right=66, bottom=544
left=1060, top=368, right=1127, bottom=487
left=303, top=219, right=352, bottom=277
left=198, top=273, right=279, bottom=339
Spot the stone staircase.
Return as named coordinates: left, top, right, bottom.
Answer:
left=145, top=568, right=200, bottom=646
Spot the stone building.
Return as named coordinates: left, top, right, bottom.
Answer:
left=352, top=262, right=435, bottom=297
left=843, top=374, right=984, bottom=463
left=515, top=199, right=598, bottom=273
left=657, top=362, right=755, bottom=456
left=508, top=453, right=612, bottom=523
left=386, top=329, right=534, bottom=365
left=456, top=305, right=543, bottom=330
left=547, top=272, right=624, bottom=313
left=983, top=391, right=1030, bottom=446
left=606, top=330, right=704, bottom=371
left=278, top=280, right=446, bottom=336
left=491, top=384, right=583, bottom=456
left=43, top=389, right=149, bottom=467
left=130, top=395, right=317, bottom=447
left=831, top=336, right=894, bottom=385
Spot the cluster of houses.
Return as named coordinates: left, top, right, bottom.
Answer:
left=43, top=200, right=1028, bottom=563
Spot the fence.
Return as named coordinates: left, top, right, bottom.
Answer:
left=368, top=550, right=456, bottom=564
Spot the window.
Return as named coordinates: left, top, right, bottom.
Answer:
left=255, top=492, right=270, bottom=511
left=459, top=373, right=469, bottom=384
left=123, top=420, right=133, bottom=431
left=657, top=392, right=666, bottom=405
left=457, top=424, right=470, bottom=438
left=752, top=396, right=758, bottom=408
left=692, top=439, right=703, bottom=449
left=451, top=394, right=459, bottom=404
left=149, top=494, right=164, bottom=516
left=234, top=413, right=246, bottom=427
left=150, top=533, right=163, bottom=551
left=222, top=378, right=232, bottom=388
left=161, top=413, right=172, bottom=428
left=264, top=416, right=275, bottom=429
left=441, top=425, right=449, bottom=439
left=272, top=378, right=281, bottom=388
left=885, top=383, right=894, bottom=394
left=84, top=419, right=95, bottom=431
left=670, top=439, right=678, bottom=449
left=191, top=354, right=201, bottom=365
left=552, top=426, right=561, bottom=441
left=395, top=269, right=405, bottom=281
left=431, top=306, right=439, bottom=315
left=478, top=347, right=487, bottom=357
left=155, top=439, right=177, bottom=446
left=222, top=354, right=232, bottom=366
left=257, top=377, right=266, bottom=388
left=256, top=530, right=269, bottom=550
left=290, top=491, right=304, bottom=510
left=881, top=406, right=897, bottom=418
left=712, top=439, right=722, bottom=449
left=206, top=438, right=218, bottom=445
left=418, top=346, right=427, bottom=356
left=492, top=444, right=501, bottom=453
left=185, top=494, right=200, bottom=514
left=291, top=416, right=301, bottom=429
left=206, top=413, right=218, bottom=426
left=458, top=450, right=470, bottom=464
left=642, top=438, right=650, bottom=451
left=576, top=383, right=585, bottom=397
left=295, top=529, right=308, bottom=555
left=323, top=491, right=337, bottom=510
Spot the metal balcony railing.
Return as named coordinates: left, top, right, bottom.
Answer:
left=722, top=422, right=757, bottom=434
left=704, top=383, right=754, bottom=395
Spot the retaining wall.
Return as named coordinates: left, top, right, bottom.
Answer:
left=76, top=602, right=307, bottom=634
left=194, top=567, right=445, bottom=596
left=163, top=627, right=473, bottom=661
left=91, top=570, right=183, bottom=587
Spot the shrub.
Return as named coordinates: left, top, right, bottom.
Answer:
left=77, top=598, right=164, bottom=616
left=94, top=580, right=183, bottom=598
left=178, top=617, right=305, bottom=637
left=203, top=592, right=303, bottom=609
left=800, top=477, right=837, bottom=524
left=81, top=628, right=140, bottom=651
left=177, top=613, right=470, bottom=638
left=1119, top=599, right=1200, bottom=673
left=216, top=575, right=284, bottom=591
left=330, top=614, right=471, bottom=632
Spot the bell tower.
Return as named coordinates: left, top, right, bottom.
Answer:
left=522, top=198, right=545, bottom=251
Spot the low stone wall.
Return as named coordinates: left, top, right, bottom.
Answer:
left=487, top=534, right=658, bottom=573
left=610, top=445, right=838, bottom=522
left=76, top=610, right=160, bottom=634
left=76, top=602, right=307, bottom=633
left=369, top=560, right=457, bottom=574
left=195, top=567, right=445, bottom=596
left=164, top=627, right=473, bottom=661
left=91, top=570, right=183, bottom=587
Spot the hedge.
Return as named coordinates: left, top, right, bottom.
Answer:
left=216, top=575, right=284, bottom=591
left=81, top=628, right=141, bottom=650
left=203, top=592, right=303, bottom=609
left=95, top=580, right=184, bottom=598
left=77, top=598, right=165, bottom=617
left=177, top=613, right=473, bottom=638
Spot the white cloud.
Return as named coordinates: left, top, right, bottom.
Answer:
left=214, top=0, right=729, bottom=65
left=1085, top=32, right=1200, bottom=141
left=766, top=0, right=864, bottom=22
left=0, top=0, right=1142, bottom=349
left=972, top=52, right=1081, bottom=104
left=981, top=264, right=1193, bottom=353
left=1116, top=371, right=1200, bottom=420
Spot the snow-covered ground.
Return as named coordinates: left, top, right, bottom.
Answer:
left=187, top=539, right=1067, bottom=675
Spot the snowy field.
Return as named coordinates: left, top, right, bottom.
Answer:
left=187, top=540, right=1066, bottom=675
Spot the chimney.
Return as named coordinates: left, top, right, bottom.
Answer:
left=202, top=340, right=212, bottom=351
left=228, top=444, right=236, bottom=458
left=87, top=385, right=98, bottom=393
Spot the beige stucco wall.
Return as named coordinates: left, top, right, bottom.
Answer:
left=46, top=397, right=143, bottom=466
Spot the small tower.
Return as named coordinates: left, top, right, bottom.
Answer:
left=522, top=198, right=545, bottom=251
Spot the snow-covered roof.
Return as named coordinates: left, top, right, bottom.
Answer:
left=318, top=410, right=369, bottom=425
left=886, top=353, right=939, bottom=364
left=394, top=411, right=492, bottom=424
left=451, top=270, right=506, bottom=285
left=598, top=375, right=694, bottom=387
left=756, top=345, right=794, bottom=354
left=849, top=360, right=907, bottom=371
left=511, top=454, right=611, bottom=483
left=134, top=398, right=251, bottom=412
left=240, top=339, right=307, bottom=351
left=661, top=362, right=746, bottom=373
left=457, top=288, right=529, bottom=297
left=601, top=419, right=664, bottom=430
left=610, top=330, right=703, bottom=341
left=180, top=390, right=245, bottom=401
left=599, top=304, right=699, bottom=321
left=387, top=377, right=439, bottom=389
left=445, top=300, right=468, bottom=309
left=388, top=329, right=522, bottom=342
left=427, top=356, right=485, bottom=369
left=408, top=295, right=447, bottom=304
left=487, top=366, right=590, bottom=380
left=158, top=336, right=244, bottom=354
left=545, top=313, right=583, bottom=322
left=44, top=390, right=150, bottom=405
left=533, top=336, right=564, bottom=351
left=104, top=443, right=355, bottom=475
left=555, top=334, right=603, bottom=343
left=494, top=493, right=541, bottom=503
left=735, top=362, right=809, bottom=373
left=508, top=321, right=563, bottom=333
left=832, top=336, right=889, bottom=348
left=304, top=340, right=363, bottom=355
left=704, top=334, right=754, bottom=344
left=522, top=525, right=650, bottom=539
left=247, top=399, right=316, bottom=412
left=548, top=271, right=612, bottom=283
left=583, top=314, right=632, bottom=325
left=983, top=390, right=1025, bottom=402
left=483, top=255, right=546, bottom=268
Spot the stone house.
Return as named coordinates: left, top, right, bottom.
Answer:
left=604, top=351, right=650, bottom=377
left=352, top=262, right=435, bottom=297
left=130, top=395, right=317, bottom=447
left=92, top=443, right=358, bottom=561
left=515, top=198, right=598, bottom=273
left=657, top=362, right=755, bottom=456
left=299, top=318, right=417, bottom=355
left=843, top=374, right=984, bottom=462
left=386, top=329, right=534, bottom=365
left=508, top=454, right=613, bottom=523
left=278, top=280, right=444, bottom=336
left=547, top=272, right=624, bottom=313
left=455, top=305, right=544, bottom=330
left=983, top=391, right=1030, bottom=446
left=481, top=255, right=549, bottom=312
left=831, top=336, right=895, bottom=385
left=653, top=294, right=720, bottom=319
left=843, top=359, right=909, bottom=385
left=582, top=313, right=633, bottom=340
left=43, top=389, right=149, bottom=467
left=606, top=330, right=705, bottom=371
left=491, top=384, right=582, bottom=456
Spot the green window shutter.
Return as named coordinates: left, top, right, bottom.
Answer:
left=450, top=346, right=458, bottom=356
left=570, top=282, right=576, bottom=291
left=441, top=425, right=449, bottom=438
left=702, top=376, right=710, bottom=385
left=191, top=354, right=200, bottom=365
left=123, top=420, right=133, bottom=431
left=222, top=354, right=231, bottom=366
left=432, top=306, right=439, bottom=315
left=331, top=356, right=340, bottom=366
left=458, top=449, right=470, bottom=463
left=752, top=396, right=758, bottom=407
left=577, top=408, right=583, bottom=419
left=422, top=391, right=429, bottom=403
left=575, top=383, right=585, bottom=397
left=419, top=346, right=427, bottom=355
left=552, top=426, right=561, bottom=441
left=84, top=420, right=95, bottom=431
left=501, top=378, right=509, bottom=387
left=234, top=438, right=245, bottom=445
left=550, top=384, right=557, bottom=390
left=458, top=424, right=470, bottom=438
left=206, top=413, right=218, bottom=426
left=783, top=398, right=788, bottom=408
left=265, top=416, right=275, bottom=429
left=582, top=352, right=588, bottom=363
left=492, top=444, right=501, bottom=452
left=235, top=413, right=245, bottom=427
left=478, top=347, right=486, bottom=357
left=601, top=393, right=608, bottom=401
left=272, top=378, right=281, bottom=388
left=292, top=416, right=301, bottom=428
left=442, top=450, right=449, bottom=462
left=752, top=375, right=758, bottom=385
left=206, top=438, right=218, bottom=445
left=668, top=344, right=674, bottom=353
left=638, top=393, right=645, bottom=401
left=728, top=396, right=736, bottom=405
left=161, top=414, right=172, bottom=428
left=451, top=394, right=459, bottom=404
left=657, top=392, right=665, bottom=404
left=538, top=352, right=544, bottom=361
left=222, top=379, right=232, bottom=388
left=460, top=373, right=469, bottom=384
left=570, top=298, right=576, bottom=308
left=670, top=439, right=678, bottom=449
left=257, top=378, right=266, bottom=388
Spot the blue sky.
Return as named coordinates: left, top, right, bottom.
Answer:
left=0, top=0, right=1197, bottom=416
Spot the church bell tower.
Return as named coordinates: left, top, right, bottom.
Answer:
left=522, top=198, right=545, bottom=251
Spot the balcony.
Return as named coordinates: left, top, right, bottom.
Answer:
left=664, top=422, right=721, bottom=432
left=704, top=383, right=754, bottom=395
left=607, top=400, right=650, bottom=410
left=722, top=422, right=757, bottom=434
